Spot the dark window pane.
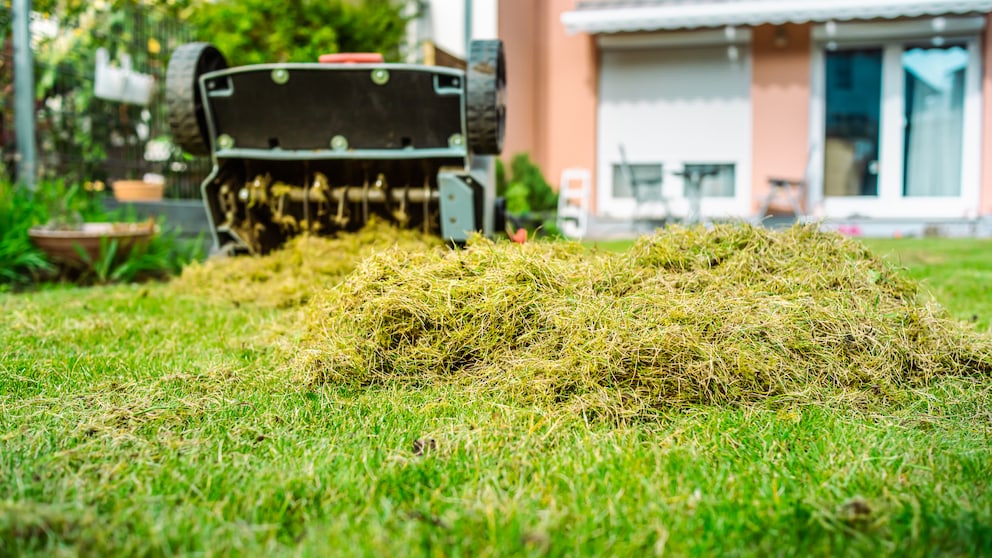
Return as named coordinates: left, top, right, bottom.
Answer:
left=824, top=48, right=882, bottom=197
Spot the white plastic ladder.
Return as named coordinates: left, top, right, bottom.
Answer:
left=557, top=168, right=591, bottom=239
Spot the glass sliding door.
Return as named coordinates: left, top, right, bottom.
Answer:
left=824, top=49, right=882, bottom=197
left=813, top=20, right=982, bottom=219
left=902, top=44, right=968, bottom=197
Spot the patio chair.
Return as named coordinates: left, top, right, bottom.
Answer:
left=753, top=146, right=811, bottom=225
left=618, top=144, right=671, bottom=226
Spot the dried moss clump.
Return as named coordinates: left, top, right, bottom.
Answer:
left=172, top=219, right=442, bottom=308
left=298, top=224, right=992, bottom=416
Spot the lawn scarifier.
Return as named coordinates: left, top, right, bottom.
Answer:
left=165, top=39, right=507, bottom=255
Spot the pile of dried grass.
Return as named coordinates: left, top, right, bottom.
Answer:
left=297, top=224, right=992, bottom=416
left=171, top=219, right=442, bottom=308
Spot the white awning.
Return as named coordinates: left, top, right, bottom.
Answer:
left=562, top=0, right=992, bottom=34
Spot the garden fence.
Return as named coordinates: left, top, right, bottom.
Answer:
left=0, top=5, right=210, bottom=199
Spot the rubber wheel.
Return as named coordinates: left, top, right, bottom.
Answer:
left=166, top=43, right=228, bottom=156
left=466, top=40, right=506, bottom=156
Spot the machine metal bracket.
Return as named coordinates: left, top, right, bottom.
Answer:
left=438, top=170, right=482, bottom=242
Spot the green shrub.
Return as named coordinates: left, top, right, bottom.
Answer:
left=0, top=179, right=204, bottom=287
left=35, top=181, right=109, bottom=228
left=72, top=228, right=206, bottom=285
left=189, top=0, right=409, bottom=65
left=496, top=153, right=557, bottom=215
left=0, top=181, right=54, bottom=286
left=495, top=153, right=559, bottom=236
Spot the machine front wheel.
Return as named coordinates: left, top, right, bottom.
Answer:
left=466, top=39, right=506, bottom=156
left=166, top=42, right=228, bottom=156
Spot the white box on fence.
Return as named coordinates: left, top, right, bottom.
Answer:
left=94, top=47, right=155, bottom=106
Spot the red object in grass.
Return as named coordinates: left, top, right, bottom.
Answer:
left=510, top=228, right=528, bottom=244
left=318, top=53, right=385, bottom=64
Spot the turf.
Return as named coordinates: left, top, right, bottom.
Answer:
left=2, top=231, right=991, bottom=556
left=864, top=237, right=992, bottom=332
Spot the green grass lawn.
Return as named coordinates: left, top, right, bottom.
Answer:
left=2, top=236, right=992, bottom=556
left=863, top=238, right=992, bottom=332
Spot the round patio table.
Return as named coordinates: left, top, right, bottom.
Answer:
left=672, top=165, right=722, bottom=225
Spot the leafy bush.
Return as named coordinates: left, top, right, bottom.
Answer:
left=188, top=0, right=409, bottom=66
left=34, top=181, right=109, bottom=229
left=72, top=228, right=207, bottom=285
left=0, top=179, right=205, bottom=287
left=496, top=153, right=557, bottom=215
left=0, top=181, right=54, bottom=286
left=496, top=153, right=559, bottom=236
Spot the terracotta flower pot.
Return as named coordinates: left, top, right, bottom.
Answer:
left=29, top=222, right=157, bottom=266
left=112, top=180, right=165, bottom=202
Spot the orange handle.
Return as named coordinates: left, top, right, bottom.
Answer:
left=318, top=53, right=384, bottom=64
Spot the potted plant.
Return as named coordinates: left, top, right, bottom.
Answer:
left=112, top=173, right=166, bottom=202
left=27, top=182, right=158, bottom=268
left=111, top=133, right=176, bottom=202
left=29, top=220, right=158, bottom=267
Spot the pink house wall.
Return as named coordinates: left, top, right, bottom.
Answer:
left=540, top=0, right=598, bottom=210
left=498, top=0, right=540, bottom=165
left=750, top=23, right=811, bottom=213
left=499, top=0, right=598, bottom=210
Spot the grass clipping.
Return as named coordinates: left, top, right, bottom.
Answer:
left=172, top=219, right=442, bottom=307
left=298, top=224, right=992, bottom=416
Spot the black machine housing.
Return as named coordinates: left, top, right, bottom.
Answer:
left=166, top=41, right=506, bottom=254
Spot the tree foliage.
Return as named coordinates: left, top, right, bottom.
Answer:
left=187, top=0, right=409, bottom=66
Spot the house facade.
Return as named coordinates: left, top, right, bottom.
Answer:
left=497, top=0, right=992, bottom=230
